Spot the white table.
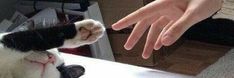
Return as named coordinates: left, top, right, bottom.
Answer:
left=62, top=53, right=195, bottom=78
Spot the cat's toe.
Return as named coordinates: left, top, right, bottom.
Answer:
left=79, top=27, right=92, bottom=40
left=87, top=26, right=104, bottom=41
left=74, top=19, right=103, bottom=30
left=75, top=19, right=105, bottom=42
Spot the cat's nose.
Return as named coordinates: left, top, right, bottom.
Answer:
left=25, top=53, right=56, bottom=65
left=57, top=64, right=85, bottom=78
left=47, top=54, right=56, bottom=64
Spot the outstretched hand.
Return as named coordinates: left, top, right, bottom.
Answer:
left=112, top=0, right=223, bottom=59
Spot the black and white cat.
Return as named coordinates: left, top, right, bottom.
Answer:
left=0, top=19, right=105, bottom=78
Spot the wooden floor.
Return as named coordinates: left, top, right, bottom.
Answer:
left=150, top=40, right=231, bottom=75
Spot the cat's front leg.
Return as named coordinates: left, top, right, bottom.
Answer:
left=0, top=19, right=105, bottom=52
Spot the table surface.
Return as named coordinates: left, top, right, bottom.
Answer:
left=62, top=53, right=195, bottom=78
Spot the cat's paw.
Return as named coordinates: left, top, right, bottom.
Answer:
left=75, top=19, right=105, bottom=42
left=62, top=19, right=105, bottom=48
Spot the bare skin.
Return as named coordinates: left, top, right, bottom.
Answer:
left=112, top=0, right=223, bottom=59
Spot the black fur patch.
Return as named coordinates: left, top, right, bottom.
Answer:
left=0, top=24, right=77, bottom=52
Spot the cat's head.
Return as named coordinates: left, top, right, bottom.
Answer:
left=22, top=49, right=85, bottom=78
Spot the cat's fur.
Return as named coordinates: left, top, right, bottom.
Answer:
left=0, top=19, right=105, bottom=78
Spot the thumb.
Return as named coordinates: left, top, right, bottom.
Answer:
left=161, top=10, right=202, bottom=46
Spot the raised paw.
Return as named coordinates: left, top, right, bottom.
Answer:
left=62, top=19, right=105, bottom=48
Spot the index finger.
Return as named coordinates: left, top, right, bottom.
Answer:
left=112, top=1, right=163, bottom=30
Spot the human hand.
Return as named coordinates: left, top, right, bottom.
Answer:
left=112, top=0, right=223, bottom=59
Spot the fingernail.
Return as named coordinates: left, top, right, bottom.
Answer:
left=112, top=27, right=121, bottom=31
left=154, top=45, right=162, bottom=50
left=142, top=56, right=149, bottom=59
left=112, top=23, right=120, bottom=30
left=124, top=44, right=132, bottom=50
left=142, top=55, right=150, bottom=59
left=112, top=27, right=118, bottom=30
left=162, top=35, right=173, bottom=46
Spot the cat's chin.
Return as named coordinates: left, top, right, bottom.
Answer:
left=23, top=54, right=58, bottom=78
